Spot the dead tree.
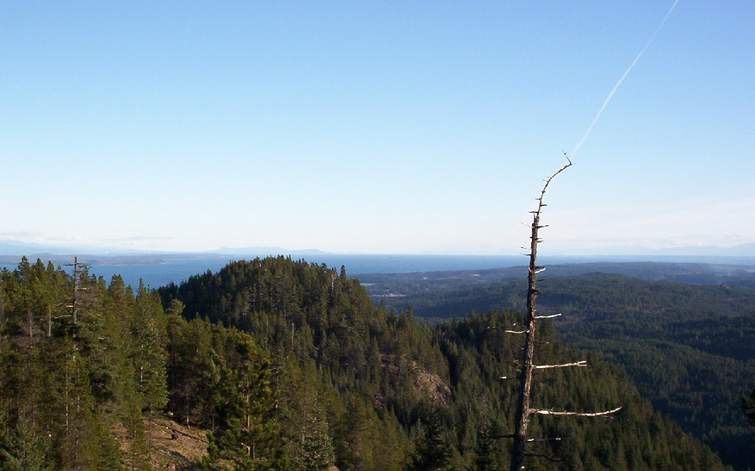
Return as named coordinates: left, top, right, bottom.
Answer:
left=65, top=256, right=88, bottom=326
left=509, top=156, right=620, bottom=471
left=61, top=256, right=90, bottom=441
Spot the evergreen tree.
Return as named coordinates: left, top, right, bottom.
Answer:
left=473, top=419, right=503, bottom=471
left=132, top=282, right=168, bottom=414
left=290, top=404, right=334, bottom=471
left=409, top=408, right=452, bottom=471
left=0, top=415, right=53, bottom=471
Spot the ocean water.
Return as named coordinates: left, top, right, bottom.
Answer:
left=5, top=253, right=750, bottom=289
left=2, top=254, right=543, bottom=289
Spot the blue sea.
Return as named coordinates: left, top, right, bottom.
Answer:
left=4, top=253, right=753, bottom=289
left=1, top=254, right=545, bottom=289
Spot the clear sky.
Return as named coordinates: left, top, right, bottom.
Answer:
left=2, top=1, right=754, bottom=254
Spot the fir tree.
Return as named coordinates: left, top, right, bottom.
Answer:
left=409, top=408, right=452, bottom=471
left=132, top=282, right=168, bottom=413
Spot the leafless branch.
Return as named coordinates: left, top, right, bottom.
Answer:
left=534, top=361, right=587, bottom=370
left=511, top=159, right=574, bottom=471
left=530, top=407, right=622, bottom=417
left=532, top=158, right=571, bottom=214
left=534, top=313, right=562, bottom=319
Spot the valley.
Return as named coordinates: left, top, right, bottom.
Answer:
left=359, top=262, right=755, bottom=469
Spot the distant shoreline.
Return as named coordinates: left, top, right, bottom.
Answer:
left=3, top=254, right=755, bottom=291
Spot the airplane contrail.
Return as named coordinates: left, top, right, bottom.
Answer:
left=570, top=0, right=680, bottom=157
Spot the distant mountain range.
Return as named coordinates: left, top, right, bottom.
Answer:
left=1, top=239, right=755, bottom=266
left=0, top=240, right=330, bottom=264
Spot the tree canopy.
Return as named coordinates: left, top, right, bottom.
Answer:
left=0, top=257, right=728, bottom=469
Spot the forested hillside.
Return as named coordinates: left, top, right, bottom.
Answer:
left=367, top=271, right=755, bottom=469
left=0, top=257, right=727, bottom=469
left=160, top=257, right=726, bottom=470
left=0, top=258, right=283, bottom=469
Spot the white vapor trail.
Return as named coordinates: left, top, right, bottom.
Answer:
left=570, top=0, right=680, bottom=157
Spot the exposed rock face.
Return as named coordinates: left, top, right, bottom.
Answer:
left=409, top=360, right=451, bottom=406
left=113, top=416, right=208, bottom=469
left=380, top=354, right=451, bottom=406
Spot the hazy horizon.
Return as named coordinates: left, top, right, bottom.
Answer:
left=2, top=237, right=755, bottom=259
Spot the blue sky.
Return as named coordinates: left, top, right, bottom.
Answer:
left=1, top=1, right=754, bottom=254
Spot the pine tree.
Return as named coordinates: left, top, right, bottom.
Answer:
left=132, top=282, right=168, bottom=414
left=0, top=414, right=53, bottom=471
left=409, top=408, right=452, bottom=471
left=292, top=403, right=334, bottom=471
left=473, top=420, right=502, bottom=471
left=205, top=330, right=283, bottom=470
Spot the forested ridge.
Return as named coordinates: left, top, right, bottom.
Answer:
left=162, top=257, right=726, bottom=470
left=368, top=271, right=755, bottom=469
left=0, top=257, right=727, bottom=469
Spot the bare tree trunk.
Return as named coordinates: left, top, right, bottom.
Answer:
left=509, top=158, right=620, bottom=470
left=65, top=363, right=70, bottom=435
left=48, top=304, right=52, bottom=337
left=510, top=159, right=572, bottom=471
left=510, top=203, right=543, bottom=471
left=28, top=308, right=34, bottom=341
